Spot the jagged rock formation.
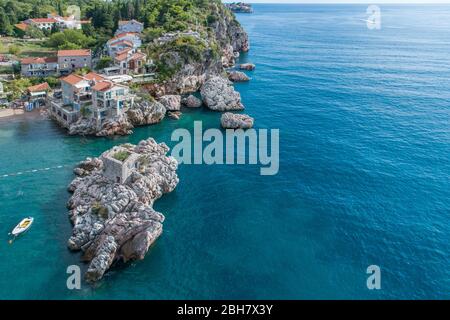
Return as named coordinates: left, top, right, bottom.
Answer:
left=67, top=138, right=179, bottom=282
left=182, top=95, right=203, bottom=108
left=220, top=112, right=254, bottom=129
left=227, top=70, right=250, bottom=82
left=96, top=116, right=134, bottom=137
left=126, top=100, right=166, bottom=126
left=158, top=95, right=181, bottom=111
left=67, top=100, right=166, bottom=137
left=201, top=76, right=244, bottom=111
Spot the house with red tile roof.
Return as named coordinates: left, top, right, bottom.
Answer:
left=107, top=33, right=142, bottom=57
left=23, top=17, right=57, bottom=30
left=92, top=79, right=131, bottom=123
left=25, top=82, right=50, bottom=109
left=57, top=49, right=92, bottom=75
left=20, top=13, right=89, bottom=31
left=20, top=56, right=58, bottom=77
left=49, top=71, right=132, bottom=129
left=113, top=50, right=148, bottom=75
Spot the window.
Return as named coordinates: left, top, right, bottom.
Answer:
left=116, top=176, right=121, bottom=183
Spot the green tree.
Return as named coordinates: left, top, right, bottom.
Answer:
left=0, top=11, right=14, bottom=36
left=46, top=29, right=95, bottom=49
left=8, top=45, right=21, bottom=55
left=96, top=56, right=113, bottom=70
left=24, top=25, right=45, bottom=39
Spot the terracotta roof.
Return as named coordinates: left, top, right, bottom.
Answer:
left=110, top=32, right=140, bottom=41
left=115, top=52, right=129, bottom=62
left=111, top=40, right=133, bottom=47
left=20, top=56, right=57, bottom=64
left=27, top=82, right=50, bottom=92
left=15, top=23, right=28, bottom=31
left=57, top=49, right=91, bottom=57
left=84, top=72, right=105, bottom=82
left=116, top=48, right=132, bottom=56
left=29, top=18, right=57, bottom=23
left=61, top=74, right=86, bottom=86
left=130, top=52, right=146, bottom=61
left=92, top=81, right=113, bottom=92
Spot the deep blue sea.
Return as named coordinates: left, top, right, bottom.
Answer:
left=0, top=4, right=449, bottom=299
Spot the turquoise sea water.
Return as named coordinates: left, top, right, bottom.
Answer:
left=0, top=4, right=449, bottom=299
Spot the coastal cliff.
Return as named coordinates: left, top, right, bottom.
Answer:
left=67, top=138, right=179, bottom=282
left=144, top=1, right=249, bottom=96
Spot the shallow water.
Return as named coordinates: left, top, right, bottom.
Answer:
left=0, top=4, right=449, bottom=299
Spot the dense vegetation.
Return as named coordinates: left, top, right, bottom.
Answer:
left=0, top=0, right=223, bottom=38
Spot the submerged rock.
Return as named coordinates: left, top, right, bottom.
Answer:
left=227, top=70, right=250, bottom=82
left=182, top=95, right=202, bottom=108
left=200, top=76, right=244, bottom=111
left=168, top=111, right=182, bottom=120
left=220, top=112, right=254, bottom=129
left=158, top=95, right=181, bottom=111
left=239, top=63, right=255, bottom=71
left=67, top=138, right=179, bottom=282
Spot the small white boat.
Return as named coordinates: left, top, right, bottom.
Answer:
left=11, top=217, right=34, bottom=236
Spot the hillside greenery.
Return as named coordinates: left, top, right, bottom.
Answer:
left=0, top=0, right=224, bottom=38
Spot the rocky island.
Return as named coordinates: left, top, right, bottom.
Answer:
left=67, top=138, right=179, bottom=282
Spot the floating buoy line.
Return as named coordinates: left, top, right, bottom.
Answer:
left=0, top=164, right=75, bottom=179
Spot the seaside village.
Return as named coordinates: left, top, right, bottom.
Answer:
left=0, top=16, right=154, bottom=127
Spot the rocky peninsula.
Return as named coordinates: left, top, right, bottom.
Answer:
left=67, top=138, right=179, bottom=282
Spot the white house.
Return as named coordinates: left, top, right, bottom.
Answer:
left=107, top=33, right=142, bottom=57
left=24, top=18, right=57, bottom=30
left=48, top=14, right=82, bottom=30
left=91, top=80, right=131, bottom=125
left=115, top=20, right=144, bottom=35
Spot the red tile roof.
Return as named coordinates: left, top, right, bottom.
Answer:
left=20, top=56, right=57, bottom=64
left=57, top=49, right=91, bottom=57
left=15, top=23, right=28, bottom=31
left=84, top=72, right=105, bottom=82
left=130, top=52, right=146, bottom=61
left=92, top=81, right=112, bottom=92
left=115, top=52, right=129, bottom=62
left=61, top=74, right=86, bottom=86
left=29, top=18, right=57, bottom=24
left=116, top=48, right=132, bottom=56
left=27, top=82, right=50, bottom=92
left=110, top=40, right=134, bottom=47
left=110, top=32, right=140, bottom=41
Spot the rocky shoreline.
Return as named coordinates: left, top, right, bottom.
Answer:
left=67, top=138, right=179, bottom=282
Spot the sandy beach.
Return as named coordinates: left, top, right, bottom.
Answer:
left=0, top=108, right=24, bottom=119
left=0, top=108, right=46, bottom=123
